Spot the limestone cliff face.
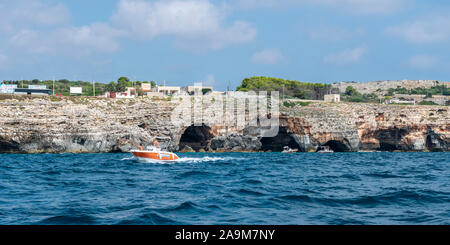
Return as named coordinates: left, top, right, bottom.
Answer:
left=0, top=97, right=183, bottom=153
left=280, top=103, right=449, bottom=152
left=0, top=96, right=448, bottom=153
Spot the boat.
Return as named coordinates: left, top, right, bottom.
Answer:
left=131, top=146, right=179, bottom=162
left=282, top=146, right=298, bottom=153
left=317, top=146, right=334, bottom=153
left=131, top=138, right=179, bottom=162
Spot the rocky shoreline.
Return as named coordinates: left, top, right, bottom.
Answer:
left=0, top=96, right=448, bottom=153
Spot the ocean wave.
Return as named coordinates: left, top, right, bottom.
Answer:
left=242, top=179, right=263, bottom=185
left=157, top=201, right=200, bottom=212
left=36, top=214, right=97, bottom=225
left=277, top=190, right=450, bottom=207
left=176, top=170, right=212, bottom=178
left=237, top=188, right=266, bottom=196
left=278, top=195, right=315, bottom=203
left=116, top=212, right=178, bottom=225
left=362, top=172, right=406, bottom=179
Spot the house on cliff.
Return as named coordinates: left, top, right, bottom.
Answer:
left=324, top=94, right=341, bottom=103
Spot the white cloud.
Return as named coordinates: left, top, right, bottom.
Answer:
left=408, top=55, right=438, bottom=70
left=324, top=46, right=367, bottom=65
left=233, top=0, right=410, bottom=14
left=10, top=23, right=122, bottom=56
left=111, top=0, right=256, bottom=51
left=3, top=0, right=120, bottom=58
left=0, top=0, right=70, bottom=32
left=56, top=23, right=123, bottom=54
left=386, top=15, right=450, bottom=44
left=251, top=48, right=285, bottom=65
left=3, top=0, right=257, bottom=60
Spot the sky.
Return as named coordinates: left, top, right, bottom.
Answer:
left=1, top=0, right=450, bottom=90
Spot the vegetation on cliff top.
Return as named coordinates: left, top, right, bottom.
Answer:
left=342, top=86, right=380, bottom=103
left=236, top=76, right=333, bottom=100
left=2, top=77, right=156, bottom=96
left=342, top=85, right=449, bottom=104
left=386, top=85, right=449, bottom=96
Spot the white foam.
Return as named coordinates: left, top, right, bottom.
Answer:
left=120, top=157, right=135, bottom=161
left=124, top=156, right=242, bottom=164
left=175, top=156, right=237, bottom=163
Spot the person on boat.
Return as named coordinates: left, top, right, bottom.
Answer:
left=153, top=139, right=160, bottom=148
left=139, top=145, right=144, bottom=151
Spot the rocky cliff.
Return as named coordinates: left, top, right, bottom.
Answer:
left=0, top=95, right=448, bottom=153
left=332, top=80, right=450, bottom=94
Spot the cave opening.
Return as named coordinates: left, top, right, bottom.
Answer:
left=323, top=140, right=350, bottom=152
left=375, top=128, right=408, bottom=151
left=0, top=138, right=20, bottom=152
left=426, top=134, right=445, bottom=152
left=260, top=127, right=301, bottom=152
left=179, top=124, right=215, bottom=152
left=379, top=142, right=399, bottom=151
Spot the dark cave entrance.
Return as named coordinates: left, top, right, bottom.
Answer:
left=375, top=128, right=408, bottom=151
left=323, top=140, right=350, bottom=152
left=260, top=127, right=301, bottom=152
left=0, top=137, right=20, bottom=152
left=379, top=142, right=399, bottom=151
left=426, top=133, right=446, bottom=152
left=179, top=124, right=215, bottom=152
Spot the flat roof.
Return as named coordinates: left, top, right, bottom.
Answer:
left=14, top=88, right=52, bottom=93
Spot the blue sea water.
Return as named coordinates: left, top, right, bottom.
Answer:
left=0, top=152, right=448, bottom=225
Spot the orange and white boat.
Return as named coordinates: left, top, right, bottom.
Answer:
left=131, top=147, right=179, bottom=162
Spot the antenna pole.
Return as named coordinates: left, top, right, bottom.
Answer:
left=134, top=76, right=137, bottom=98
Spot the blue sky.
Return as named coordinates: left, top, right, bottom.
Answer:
left=1, top=0, right=450, bottom=90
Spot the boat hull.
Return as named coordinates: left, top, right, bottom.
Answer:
left=318, top=151, right=333, bottom=153
left=282, top=149, right=298, bottom=153
left=282, top=150, right=298, bottom=153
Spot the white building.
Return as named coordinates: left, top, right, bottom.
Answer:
left=156, top=86, right=181, bottom=96
left=145, top=91, right=164, bottom=98
left=184, top=85, right=214, bottom=94
left=324, top=94, right=341, bottom=103
left=387, top=99, right=415, bottom=105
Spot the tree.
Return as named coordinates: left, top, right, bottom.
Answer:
left=106, top=81, right=117, bottom=92
left=117, top=77, right=130, bottom=84
left=150, top=81, right=156, bottom=88
left=116, top=77, right=130, bottom=92
left=345, top=86, right=360, bottom=96
left=202, top=88, right=212, bottom=95
left=236, top=76, right=331, bottom=100
left=419, top=100, right=437, bottom=105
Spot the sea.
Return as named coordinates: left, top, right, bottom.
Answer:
left=0, top=152, right=448, bottom=225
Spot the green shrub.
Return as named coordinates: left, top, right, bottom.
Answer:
left=419, top=101, right=438, bottom=105
left=237, top=76, right=331, bottom=100
left=283, top=101, right=312, bottom=107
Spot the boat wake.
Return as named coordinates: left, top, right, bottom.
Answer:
left=120, top=157, right=135, bottom=161
left=175, top=156, right=238, bottom=163
left=122, top=156, right=241, bottom=164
